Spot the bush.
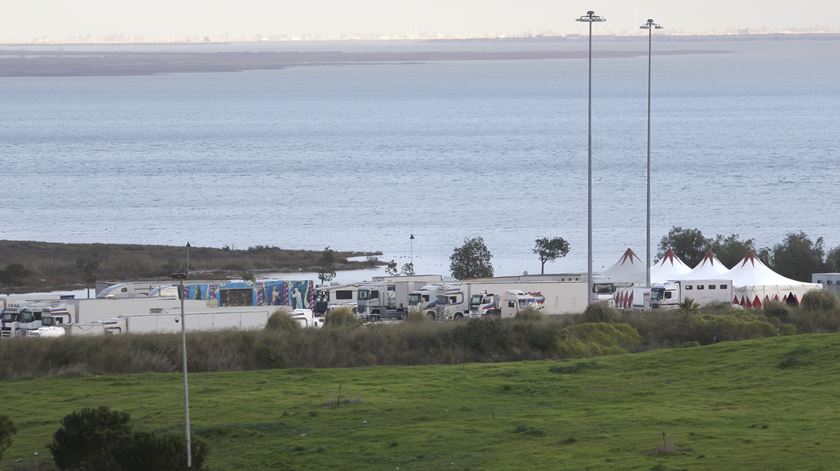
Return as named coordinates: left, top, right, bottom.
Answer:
left=763, top=301, right=791, bottom=323
left=50, top=407, right=132, bottom=470
left=581, top=303, right=619, bottom=323
left=404, top=310, right=431, bottom=323
left=114, top=432, right=209, bottom=471
left=265, top=309, right=300, bottom=332
left=325, top=307, right=359, bottom=327
left=0, top=415, right=16, bottom=462
left=515, top=306, right=546, bottom=322
left=556, top=323, right=642, bottom=357
left=801, top=290, right=839, bottom=312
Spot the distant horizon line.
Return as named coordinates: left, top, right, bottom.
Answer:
left=2, top=30, right=839, bottom=47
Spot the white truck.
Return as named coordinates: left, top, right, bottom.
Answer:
left=1, top=304, right=73, bottom=338
left=357, top=280, right=431, bottom=320
left=471, top=290, right=545, bottom=318
left=315, top=283, right=362, bottom=315
left=650, top=279, right=733, bottom=309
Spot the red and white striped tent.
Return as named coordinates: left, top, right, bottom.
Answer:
left=683, top=249, right=729, bottom=280
left=713, top=251, right=821, bottom=308
left=600, top=248, right=646, bottom=285
left=650, top=248, right=693, bottom=283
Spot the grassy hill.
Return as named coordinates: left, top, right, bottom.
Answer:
left=2, top=334, right=839, bottom=470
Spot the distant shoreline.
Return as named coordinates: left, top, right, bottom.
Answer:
left=0, top=48, right=729, bottom=78
left=0, top=240, right=382, bottom=294
left=1, top=31, right=839, bottom=47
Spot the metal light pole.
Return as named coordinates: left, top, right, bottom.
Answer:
left=640, top=19, right=663, bottom=288
left=171, top=272, right=192, bottom=468
left=409, top=234, right=415, bottom=267
left=186, top=242, right=191, bottom=276
left=576, top=10, right=605, bottom=304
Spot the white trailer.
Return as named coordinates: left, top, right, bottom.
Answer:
left=651, top=279, right=733, bottom=309
left=472, top=290, right=546, bottom=318
left=315, top=283, right=363, bottom=314
left=462, top=279, right=588, bottom=315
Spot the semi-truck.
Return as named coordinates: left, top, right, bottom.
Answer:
left=471, top=290, right=545, bottom=318
left=651, top=279, right=733, bottom=309
left=1, top=304, right=73, bottom=338
left=356, top=279, right=433, bottom=320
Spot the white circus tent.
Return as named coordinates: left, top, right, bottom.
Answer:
left=650, top=248, right=693, bottom=283
left=681, top=249, right=730, bottom=280
left=714, top=251, right=821, bottom=308
left=600, top=248, right=646, bottom=285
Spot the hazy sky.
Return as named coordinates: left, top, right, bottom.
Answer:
left=3, top=0, right=839, bottom=41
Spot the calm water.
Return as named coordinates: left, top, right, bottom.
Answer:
left=1, top=37, right=839, bottom=280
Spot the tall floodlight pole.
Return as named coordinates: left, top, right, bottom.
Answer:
left=640, top=19, right=663, bottom=288
left=172, top=273, right=192, bottom=468
left=186, top=242, right=191, bottom=276
left=409, top=234, right=415, bottom=266
left=577, top=10, right=605, bottom=304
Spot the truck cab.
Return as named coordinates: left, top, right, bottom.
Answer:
left=434, top=286, right=470, bottom=320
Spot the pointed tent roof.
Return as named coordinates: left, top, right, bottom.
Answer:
left=601, top=248, right=646, bottom=285
left=713, top=251, right=819, bottom=288
left=650, top=248, right=692, bottom=283
left=682, top=249, right=729, bottom=280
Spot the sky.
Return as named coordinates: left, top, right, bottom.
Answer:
left=2, top=0, right=839, bottom=42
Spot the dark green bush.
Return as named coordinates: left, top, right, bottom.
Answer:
left=114, top=432, right=209, bottom=471
left=404, top=310, right=431, bottom=323
left=581, top=302, right=619, bottom=323
left=515, top=306, right=546, bottom=322
left=556, top=323, right=642, bottom=357
left=325, top=307, right=359, bottom=327
left=49, top=407, right=132, bottom=470
left=0, top=415, right=16, bottom=462
left=801, top=290, right=839, bottom=312
left=265, top=309, right=300, bottom=332
left=763, top=301, right=791, bottom=322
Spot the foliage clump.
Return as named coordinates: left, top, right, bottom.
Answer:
left=450, top=236, right=494, bottom=280
left=581, top=303, right=619, bottom=323
left=801, top=290, right=839, bottom=312
left=325, top=307, right=359, bottom=328
left=265, top=309, right=301, bottom=332
left=0, top=415, right=16, bottom=462
left=515, top=306, right=546, bottom=322
left=49, top=406, right=208, bottom=471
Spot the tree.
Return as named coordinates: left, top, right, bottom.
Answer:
left=400, top=262, right=415, bottom=276
left=450, top=237, right=493, bottom=280
left=317, top=246, right=337, bottom=285
left=827, top=246, right=840, bottom=272
left=75, top=256, right=101, bottom=298
left=767, top=232, right=826, bottom=282
left=533, top=237, right=570, bottom=275
left=0, top=415, right=16, bottom=463
left=385, top=260, right=415, bottom=276
left=658, top=226, right=710, bottom=267
left=0, top=263, right=30, bottom=295
left=49, top=406, right=132, bottom=470
left=384, top=260, right=400, bottom=276
left=710, top=233, right=755, bottom=268
left=113, top=432, right=209, bottom=471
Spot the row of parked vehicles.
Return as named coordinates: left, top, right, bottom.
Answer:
left=316, top=275, right=559, bottom=322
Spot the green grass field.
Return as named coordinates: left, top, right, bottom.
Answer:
left=3, top=334, right=839, bottom=470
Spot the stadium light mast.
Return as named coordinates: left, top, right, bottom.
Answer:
left=640, top=18, right=663, bottom=288
left=576, top=10, right=606, bottom=304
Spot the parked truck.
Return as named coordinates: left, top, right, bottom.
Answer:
left=470, top=290, right=545, bottom=318
left=1, top=304, right=73, bottom=338
left=650, top=279, right=733, bottom=309
left=357, top=279, right=432, bottom=320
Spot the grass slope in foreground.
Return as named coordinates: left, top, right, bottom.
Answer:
left=3, top=334, right=839, bottom=470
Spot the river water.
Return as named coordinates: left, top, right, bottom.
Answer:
left=1, top=37, right=838, bottom=280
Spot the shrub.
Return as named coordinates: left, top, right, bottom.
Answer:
left=801, top=290, right=839, bottom=312
left=325, top=307, right=359, bottom=327
left=404, top=310, right=431, bottom=323
left=50, top=406, right=132, bottom=470
left=581, top=303, right=619, bottom=323
left=0, top=415, right=16, bottom=462
left=114, top=432, right=209, bottom=471
left=556, top=323, right=642, bottom=357
left=515, top=306, right=546, bottom=322
left=763, top=301, right=791, bottom=322
left=265, top=309, right=300, bottom=332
